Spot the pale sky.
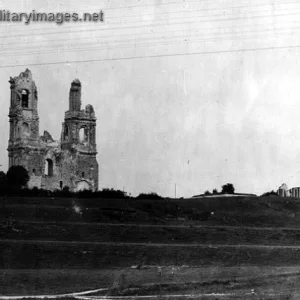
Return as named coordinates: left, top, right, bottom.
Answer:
left=1, top=0, right=300, bottom=197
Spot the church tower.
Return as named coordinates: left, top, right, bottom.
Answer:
left=8, top=69, right=39, bottom=168
left=61, top=79, right=98, bottom=191
left=7, top=71, right=98, bottom=192
left=61, top=79, right=97, bottom=154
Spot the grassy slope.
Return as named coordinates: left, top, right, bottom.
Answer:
left=1, top=195, right=300, bottom=226
left=2, top=195, right=300, bottom=297
left=4, top=222, right=300, bottom=246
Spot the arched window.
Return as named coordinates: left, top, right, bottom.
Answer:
left=21, top=90, right=29, bottom=108
left=22, top=122, right=29, bottom=135
left=45, top=159, right=53, bottom=176
left=82, top=172, right=85, bottom=178
left=32, top=168, right=36, bottom=175
left=64, top=126, right=69, bottom=139
left=79, top=127, right=85, bottom=143
left=90, top=128, right=95, bottom=144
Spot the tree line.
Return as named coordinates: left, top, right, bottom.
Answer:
left=204, top=183, right=235, bottom=195
left=0, top=166, right=240, bottom=199
left=0, top=166, right=164, bottom=199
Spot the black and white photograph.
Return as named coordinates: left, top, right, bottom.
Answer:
left=0, top=0, right=300, bottom=299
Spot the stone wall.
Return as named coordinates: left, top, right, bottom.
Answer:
left=8, top=70, right=99, bottom=192
left=28, top=174, right=42, bottom=189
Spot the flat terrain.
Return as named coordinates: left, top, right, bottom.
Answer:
left=2, top=266, right=300, bottom=298
left=4, top=221, right=300, bottom=245
left=2, top=195, right=300, bottom=298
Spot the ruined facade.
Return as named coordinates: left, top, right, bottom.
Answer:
left=7, top=69, right=98, bottom=191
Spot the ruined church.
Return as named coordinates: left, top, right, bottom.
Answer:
left=7, top=69, right=99, bottom=191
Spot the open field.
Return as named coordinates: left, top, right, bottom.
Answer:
left=4, top=222, right=300, bottom=246
left=2, top=195, right=300, bottom=298
left=3, top=239, right=300, bottom=269
left=2, top=267, right=300, bottom=299
left=2, top=195, right=300, bottom=227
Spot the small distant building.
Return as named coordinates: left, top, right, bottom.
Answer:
left=277, top=183, right=300, bottom=198
left=290, top=187, right=300, bottom=198
left=277, top=183, right=290, bottom=197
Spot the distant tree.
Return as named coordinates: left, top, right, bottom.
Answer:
left=204, top=190, right=211, bottom=195
left=29, top=187, right=42, bottom=196
left=6, top=166, right=29, bottom=188
left=261, top=190, right=278, bottom=197
left=212, top=188, right=218, bottom=194
left=0, top=171, right=6, bottom=186
left=61, top=186, right=72, bottom=197
left=95, top=188, right=128, bottom=199
left=76, top=189, right=94, bottom=198
left=221, top=183, right=235, bottom=194
left=0, top=171, right=7, bottom=195
left=136, top=192, right=162, bottom=200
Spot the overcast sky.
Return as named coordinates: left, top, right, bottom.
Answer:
left=1, top=0, right=300, bottom=197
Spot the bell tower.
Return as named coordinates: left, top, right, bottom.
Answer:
left=8, top=69, right=39, bottom=168
left=61, top=79, right=98, bottom=191
left=61, top=79, right=97, bottom=154
left=6, top=70, right=98, bottom=192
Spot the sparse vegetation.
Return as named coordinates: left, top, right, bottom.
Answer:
left=136, top=192, right=162, bottom=199
left=0, top=171, right=7, bottom=195
left=199, top=183, right=236, bottom=196
left=221, top=183, right=235, bottom=194
left=6, top=165, right=29, bottom=189
left=261, top=190, right=279, bottom=197
left=1, top=186, right=299, bottom=297
left=212, top=188, right=218, bottom=194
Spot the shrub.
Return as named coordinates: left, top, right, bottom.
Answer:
left=261, top=190, right=278, bottom=197
left=0, top=171, right=7, bottom=195
left=6, top=165, right=29, bottom=188
left=221, top=183, right=235, bottom=194
left=136, top=192, right=162, bottom=200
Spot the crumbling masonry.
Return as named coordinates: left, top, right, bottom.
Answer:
left=7, top=69, right=99, bottom=191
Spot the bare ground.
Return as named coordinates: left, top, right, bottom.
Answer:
left=2, top=266, right=300, bottom=298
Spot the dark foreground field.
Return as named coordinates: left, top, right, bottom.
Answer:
left=2, top=195, right=300, bottom=299
left=2, top=266, right=300, bottom=299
